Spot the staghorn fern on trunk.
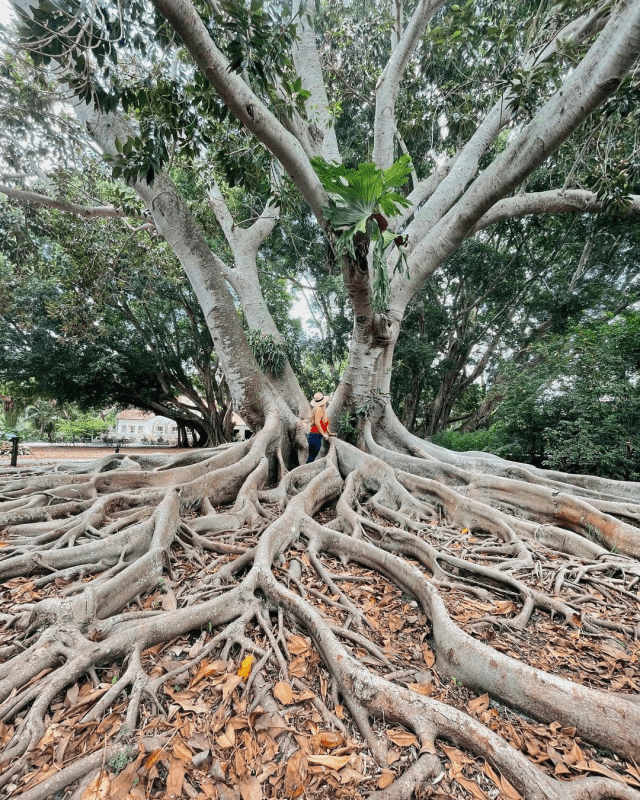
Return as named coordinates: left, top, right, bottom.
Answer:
left=311, top=155, right=412, bottom=311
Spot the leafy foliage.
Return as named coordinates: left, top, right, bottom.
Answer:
left=246, top=331, right=290, bottom=377
left=391, top=204, right=640, bottom=437
left=447, top=316, right=640, bottom=480
left=311, top=156, right=411, bottom=310
left=431, top=426, right=502, bottom=454
left=9, top=0, right=304, bottom=187
left=0, top=181, right=231, bottom=444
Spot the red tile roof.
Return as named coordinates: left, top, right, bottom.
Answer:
left=116, top=409, right=155, bottom=420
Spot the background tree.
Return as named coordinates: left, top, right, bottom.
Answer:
left=484, top=314, right=640, bottom=479
left=0, top=177, right=240, bottom=445
left=392, top=210, right=640, bottom=436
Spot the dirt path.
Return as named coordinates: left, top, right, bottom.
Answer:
left=1, top=445, right=192, bottom=467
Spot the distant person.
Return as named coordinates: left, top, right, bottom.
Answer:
left=307, top=392, right=335, bottom=463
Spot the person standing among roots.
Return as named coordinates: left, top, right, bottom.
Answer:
left=307, top=392, right=335, bottom=463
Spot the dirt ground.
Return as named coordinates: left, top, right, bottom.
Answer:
left=0, top=445, right=192, bottom=468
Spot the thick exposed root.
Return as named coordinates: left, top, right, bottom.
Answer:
left=1, top=419, right=639, bottom=800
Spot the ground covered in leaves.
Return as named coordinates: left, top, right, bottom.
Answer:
left=0, top=442, right=639, bottom=800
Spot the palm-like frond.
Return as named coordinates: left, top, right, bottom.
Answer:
left=311, top=156, right=412, bottom=310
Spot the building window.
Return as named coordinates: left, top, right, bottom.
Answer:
left=129, top=426, right=135, bottom=433
left=171, top=426, right=177, bottom=434
left=156, top=424, right=164, bottom=433
left=138, top=426, right=143, bottom=434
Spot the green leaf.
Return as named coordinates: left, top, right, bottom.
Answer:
left=311, top=156, right=413, bottom=311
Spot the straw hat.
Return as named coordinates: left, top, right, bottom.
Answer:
left=310, top=392, right=327, bottom=407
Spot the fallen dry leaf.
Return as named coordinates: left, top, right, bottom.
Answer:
left=80, top=769, right=110, bottom=800
left=273, top=680, right=294, bottom=705
left=583, top=760, right=628, bottom=783
left=145, top=750, right=163, bottom=770
left=338, top=765, right=365, bottom=784
left=421, top=645, right=435, bottom=667
left=283, top=750, right=308, bottom=798
left=408, top=682, right=434, bottom=696
left=378, top=769, right=394, bottom=789
left=239, top=776, right=262, bottom=800
left=483, top=761, right=522, bottom=799
left=311, top=731, right=343, bottom=749
left=387, top=729, right=418, bottom=747
left=166, top=755, right=186, bottom=799
left=222, top=673, right=244, bottom=700
left=190, top=659, right=228, bottom=687
left=172, top=738, right=192, bottom=762
left=287, top=635, right=310, bottom=655
left=307, top=754, right=352, bottom=770
left=453, top=773, right=490, bottom=799
left=161, top=587, right=178, bottom=611
left=468, top=692, right=490, bottom=713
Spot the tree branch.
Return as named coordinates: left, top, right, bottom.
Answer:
left=151, top=0, right=327, bottom=224
left=291, top=0, right=341, bottom=163
left=373, top=0, right=446, bottom=169
left=396, top=1, right=640, bottom=310
left=472, top=189, right=640, bottom=232
left=0, top=183, right=148, bottom=222
left=400, top=1, right=612, bottom=260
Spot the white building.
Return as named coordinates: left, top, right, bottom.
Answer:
left=114, top=409, right=178, bottom=443
left=113, top=408, right=251, bottom=444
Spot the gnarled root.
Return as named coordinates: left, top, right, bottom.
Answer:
left=1, top=419, right=640, bottom=800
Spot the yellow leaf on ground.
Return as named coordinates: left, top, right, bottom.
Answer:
left=238, top=655, right=254, bottom=680
left=273, top=681, right=294, bottom=705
